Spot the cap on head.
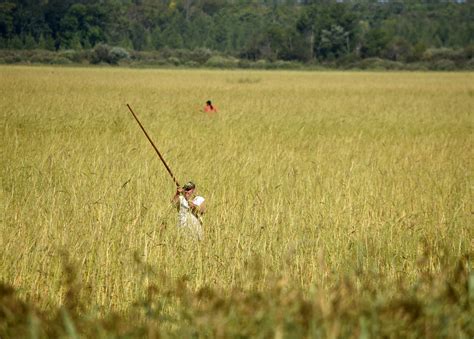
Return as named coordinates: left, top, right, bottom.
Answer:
left=183, top=181, right=195, bottom=191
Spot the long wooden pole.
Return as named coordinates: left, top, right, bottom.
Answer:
left=126, top=104, right=180, bottom=187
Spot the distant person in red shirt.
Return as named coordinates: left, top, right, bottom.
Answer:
left=204, top=100, right=218, bottom=114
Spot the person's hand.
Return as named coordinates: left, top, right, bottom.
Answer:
left=175, top=187, right=184, bottom=195
left=190, top=201, right=205, bottom=215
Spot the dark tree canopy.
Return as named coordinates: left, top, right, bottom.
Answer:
left=0, top=0, right=472, bottom=64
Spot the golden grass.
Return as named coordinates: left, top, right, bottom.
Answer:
left=0, top=66, right=472, bottom=320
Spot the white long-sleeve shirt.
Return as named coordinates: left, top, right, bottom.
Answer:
left=177, top=195, right=204, bottom=240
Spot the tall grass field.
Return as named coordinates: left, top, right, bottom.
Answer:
left=1, top=66, right=472, bottom=337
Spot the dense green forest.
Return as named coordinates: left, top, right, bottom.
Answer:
left=0, top=0, right=473, bottom=69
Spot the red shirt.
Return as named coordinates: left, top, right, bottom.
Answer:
left=204, top=105, right=217, bottom=113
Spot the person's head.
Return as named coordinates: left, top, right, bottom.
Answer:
left=182, top=181, right=196, bottom=198
left=206, top=100, right=212, bottom=106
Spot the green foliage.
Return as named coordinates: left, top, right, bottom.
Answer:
left=0, top=1, right=472, bottom=68
left=431, top=59, right=457, bottom=71
left=91, top=43, right=110, bottom=64
left=360, top=28, right=390, bottom=58
left=167, top=56, right=181, bottom=66
left=189, top=47, right=213, bottom=64
left=37, top=34, right=56, bottom=51
left=383, top=37, right=414, bottom=62
left=90, top=43, right=129, bottom=65
left=0, top=2, right=16, bottom=37
left=422, top=47, right=465, bottom=62
left=205, top=55, right=239, bottom=68
left=465, top=58, right=474, bottom=70
left=109, top=47, right=130, bottom=64
left=464, top=44, right=474, bottom=59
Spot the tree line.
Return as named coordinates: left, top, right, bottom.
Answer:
left=0, top=0, right=472, bottom=68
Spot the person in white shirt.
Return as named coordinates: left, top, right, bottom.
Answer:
left=171, top=181, right=206, bottom=240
